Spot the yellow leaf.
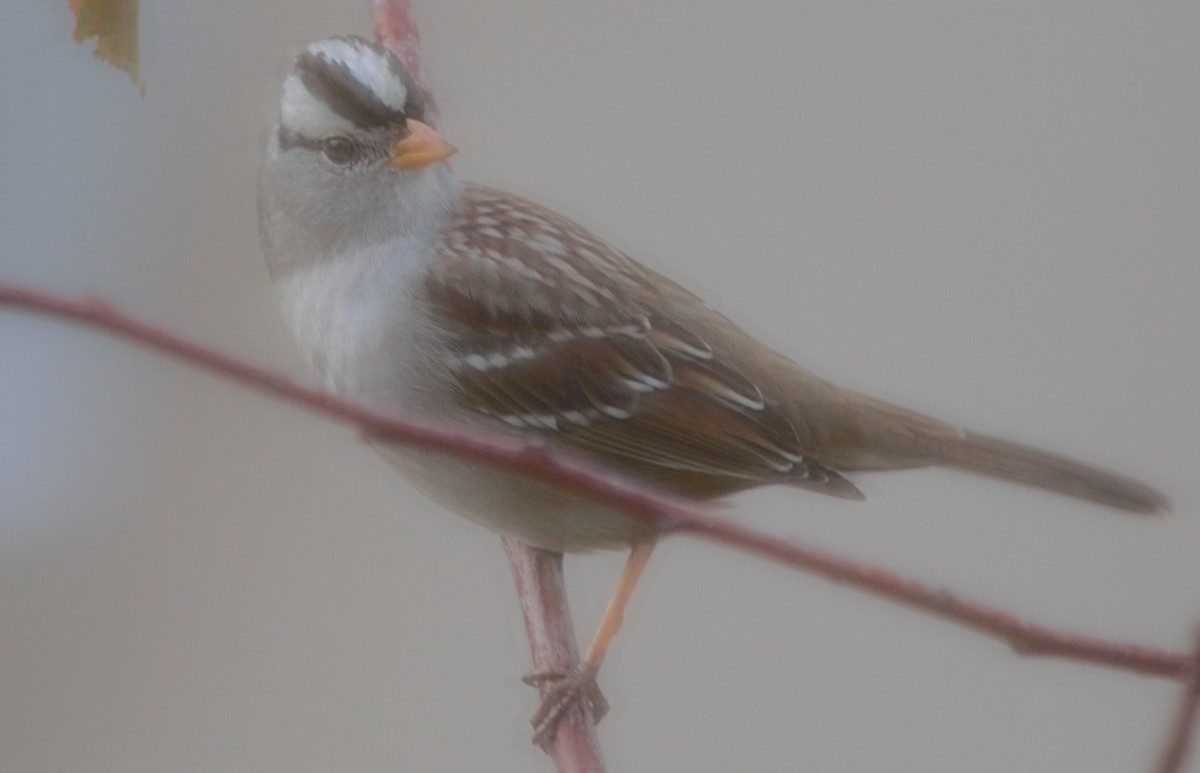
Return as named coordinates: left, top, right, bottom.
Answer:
left=68, top=0, right=143, bottom=93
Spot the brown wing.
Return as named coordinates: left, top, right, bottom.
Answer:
left=424, top=185, right=863, bottom=500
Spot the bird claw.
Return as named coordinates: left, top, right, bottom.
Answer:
left=522, top=665, right=609, bottom=747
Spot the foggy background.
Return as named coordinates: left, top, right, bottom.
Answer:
left=2, top=1, right=1198, bottom=770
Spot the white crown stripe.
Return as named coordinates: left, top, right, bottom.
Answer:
left=280, top=75, right=359, bottom=137
left=280, top=37, right=409, bottom=138
left=308, top=38, right=409, bottom=112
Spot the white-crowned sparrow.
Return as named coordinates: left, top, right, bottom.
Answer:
left=258, top=35, right=1167, bottom=742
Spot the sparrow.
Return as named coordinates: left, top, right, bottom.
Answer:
left=257, top=35, right=1168, bottom=744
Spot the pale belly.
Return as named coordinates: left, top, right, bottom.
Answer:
left=373, top=442, right=659, bottom=552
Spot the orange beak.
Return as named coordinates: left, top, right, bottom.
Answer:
left=390, top=119, right=457, bottom=169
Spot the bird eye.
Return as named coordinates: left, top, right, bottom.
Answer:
left=321, top=137, right=358, bottom=165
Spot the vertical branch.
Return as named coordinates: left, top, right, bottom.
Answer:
left=505, top=539, right=607, bottom=772
left=370, top=2, right=598, bottom=767
left=371, top=0, right=438, bottom=123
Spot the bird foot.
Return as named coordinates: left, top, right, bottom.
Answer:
left=522, top=664, right=609, bottom=748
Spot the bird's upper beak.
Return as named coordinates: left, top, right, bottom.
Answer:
left=390, top=119, right=457, bottom=169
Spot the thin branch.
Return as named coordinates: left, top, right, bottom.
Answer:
left=376, top=5, right=588, bottom=766
left=1154, top=626, right=1200, bottom=773
left=671, top=516, right=1191, bottom=678
left=504, top=539, right=606, bottom=772
left=1, top=284, right=1192, bottom=684
left=371, top=0, right=438, bottom=122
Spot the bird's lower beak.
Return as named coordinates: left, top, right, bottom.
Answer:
left=390, top=119, right=457, bottom=169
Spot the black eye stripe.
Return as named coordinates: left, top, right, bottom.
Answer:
left=276, top=129, right=372, bottom=164
left=277, top=127, right=323, bottom=153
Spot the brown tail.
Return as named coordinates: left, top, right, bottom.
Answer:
left=820, top=392, right=1169, bottom=515
left=929, top=431, right=1169, bottom=515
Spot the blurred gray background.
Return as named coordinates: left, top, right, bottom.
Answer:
left=2, top=1, right=1198, bottom=771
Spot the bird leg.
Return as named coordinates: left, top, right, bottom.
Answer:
left=523, top=541, right=656, bottom=747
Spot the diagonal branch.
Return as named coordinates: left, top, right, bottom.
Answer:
left=1, top=283, right=1191, bottom=685
left=1154, top=625, right=1200, bottom=773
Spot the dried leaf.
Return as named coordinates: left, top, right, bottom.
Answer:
left=68, top=0, right=142, bottom=94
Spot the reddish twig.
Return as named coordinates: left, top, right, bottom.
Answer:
left=371, top=0, right=438, bottom=123
left=1154, top=626, right=1200, bottom=773
left=504, top=539, right=606, bottom=772
left=369, top=5, right=589, bottom=766
left=1, top=283, right=1192, bottom=685
left=672, top=515, right=1191, bottom=679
